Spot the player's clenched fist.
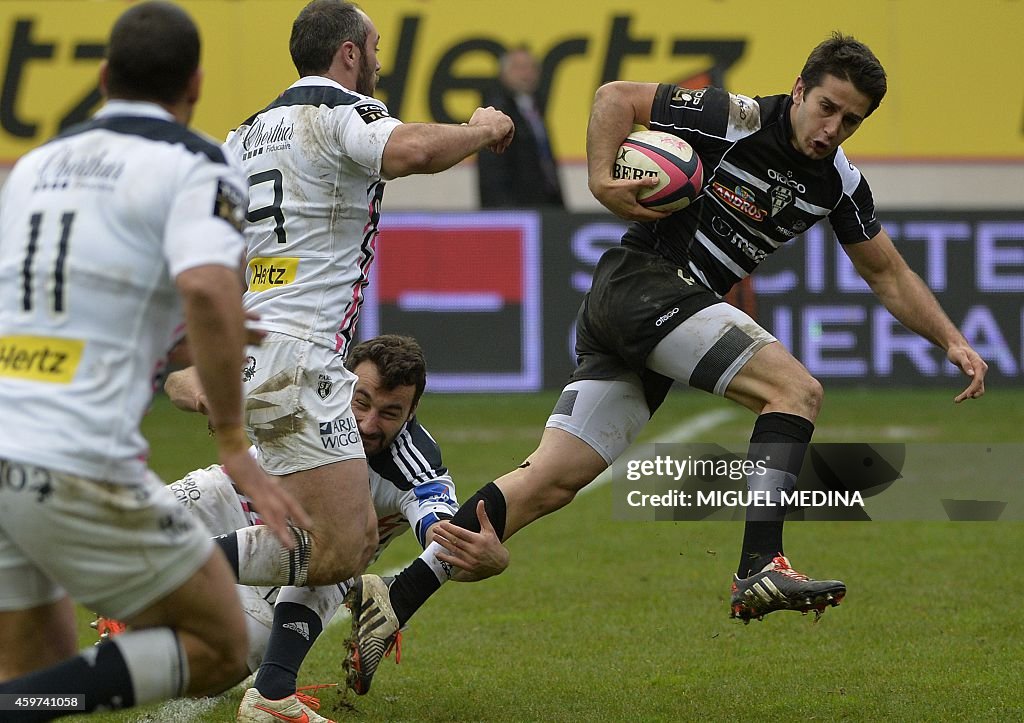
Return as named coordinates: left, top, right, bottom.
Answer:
left=469, top=106, right=515, bottom=153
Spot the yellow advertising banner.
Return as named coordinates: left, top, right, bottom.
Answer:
left=0, top=0, right=1021, bottom=162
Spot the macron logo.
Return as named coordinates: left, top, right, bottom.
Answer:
left=282, top=621, right=310, bottom=640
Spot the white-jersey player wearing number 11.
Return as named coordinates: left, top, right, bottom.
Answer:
left=0, top=2, right=308, bottom=719
left=214, top=1, right=513, bottom=720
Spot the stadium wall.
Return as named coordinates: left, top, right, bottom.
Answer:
left=368, top=210, right=1024, bottom=391
left=1, top=1, right=1020, bottom=391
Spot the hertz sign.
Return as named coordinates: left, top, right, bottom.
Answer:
left=1, top=0, right=1023, bottom=162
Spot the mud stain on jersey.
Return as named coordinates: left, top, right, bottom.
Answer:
left=728, top=93, right=761, bottom=134
left=292, top=104, right=348, bottom=230
left=246, top=369, right=302, bottom=443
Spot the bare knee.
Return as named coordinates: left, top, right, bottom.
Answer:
left=765, top=372, right=823, bottom=421
left=306, top=518, right=377, bottom=585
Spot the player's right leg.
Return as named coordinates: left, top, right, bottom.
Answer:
left=0, top=461, right=249, bottom=717
left=215, top=333, right=377, bottom=588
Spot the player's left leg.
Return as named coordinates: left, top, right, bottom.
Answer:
left=344, top=376, right=650, bottom=694
left=239, top=583, right=347, bottom=723
left=647, top=305, right=844, bottom=621
left=0, top=598, right=78, bottom=679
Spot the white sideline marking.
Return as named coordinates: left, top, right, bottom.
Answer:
left=578, top=408, right=738, bottom=495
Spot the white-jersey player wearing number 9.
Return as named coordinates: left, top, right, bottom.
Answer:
left=212, top=1, right=512, bottom=720
left=0, top=2, right=309, bottom=720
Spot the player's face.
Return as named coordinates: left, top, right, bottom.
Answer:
left=356, top=13, right=381, bottom=96
left=350, top=361, right=416, bottom=456
left=789, top=74, right=871, bottom=160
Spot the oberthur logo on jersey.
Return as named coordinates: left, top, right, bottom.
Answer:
left=0, top=335, right=84, bottom=384
left=247, top=257, right=298, bottom=291
left=241, top=118, right=294, bottom=160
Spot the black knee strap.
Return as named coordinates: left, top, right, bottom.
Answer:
left=449, top=482, right=507, bottom=541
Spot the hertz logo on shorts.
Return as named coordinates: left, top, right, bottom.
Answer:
left=248, top=257, right=298, bottom=292
left=0, top=335, right=84, bottom=384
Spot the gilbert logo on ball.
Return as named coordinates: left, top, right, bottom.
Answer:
left=614, top=130, right=704, bottom=212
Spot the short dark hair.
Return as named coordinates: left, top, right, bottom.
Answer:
left=290, top=0, right=367, bottom=77
left=105, top=1, right=200, bottom=104
left=346, top=335, right=427, bottom=409
left=800, top=32, right=887, bottom=117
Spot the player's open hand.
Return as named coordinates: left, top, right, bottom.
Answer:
left=590, top=175, right=671, bottom=222
left=469, top=106, right=514, bottom=154
left=431, top=501, right=510, bottom=582
left=216, top=431, right=312, bottom=548
left=947, top=342, right=988, bottom=402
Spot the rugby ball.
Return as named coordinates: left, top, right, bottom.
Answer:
left=614, top=130, right=703, bottom=212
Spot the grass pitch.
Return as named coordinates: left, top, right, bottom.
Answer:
left=80, top=387, right=1024, bottom=721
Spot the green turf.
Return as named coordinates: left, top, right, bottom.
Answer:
left=77, top=388, right=1024, bottom=721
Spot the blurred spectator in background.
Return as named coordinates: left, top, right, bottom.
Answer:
left=478, top=46, right=564, bottom=208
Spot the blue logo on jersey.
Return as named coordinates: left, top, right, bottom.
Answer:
left=319, top=422, right=333, bottom=436
left=414, top=482, right=455, bottom=506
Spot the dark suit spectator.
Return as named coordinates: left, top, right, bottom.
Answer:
left=478, top=47, right=564, bottom=208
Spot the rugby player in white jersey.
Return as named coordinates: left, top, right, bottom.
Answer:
left=162, top=335, right=507, bottom=721
left=0, top=3, right=308, bottom=720
left=165, top=2, right=512, bottom=719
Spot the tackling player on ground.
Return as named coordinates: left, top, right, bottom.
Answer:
left=162, top=336, right=507, bottom=721
left=342, top=31, right=988, bottom=694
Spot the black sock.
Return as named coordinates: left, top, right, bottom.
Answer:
left=213, top=531, right=240, bottom=579
left=388, top=482, right=508, bottom=625
left=0, top=640, right=136, bottom=721
left=254, top=602, right=324, bottom=700
left=737, top=412, right=814, bottom=578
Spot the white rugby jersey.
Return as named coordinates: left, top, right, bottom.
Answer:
left=0, top=101, right=247, bottom=483
left=225, top=77, right=402, bottom=356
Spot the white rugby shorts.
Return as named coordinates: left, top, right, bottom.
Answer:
left=243, top=332, right=364, bottom=475
left=0, top=461, right=212, bottom=619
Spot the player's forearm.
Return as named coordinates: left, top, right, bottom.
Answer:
left=177, top=265, right=248, bottom=431
left=872, top=267, right=967, bottom=350
left=382, top=123, right=495, bottom=177
left=586, top=82, right=654, bottom=190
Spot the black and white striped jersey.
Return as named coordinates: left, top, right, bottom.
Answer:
left=367, top=416, right=457, bottom=552
left=625, top=84, right=881, bottom=296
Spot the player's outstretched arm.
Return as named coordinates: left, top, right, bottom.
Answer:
left=381, top=107, right=514, bottom=178
left=176, top=264, right=312, bottom=546
left=587, top=81, right=668, bottom=222
left=431, top=501, right=510, bottom=582
left=844, top=229, right=988, bottom=402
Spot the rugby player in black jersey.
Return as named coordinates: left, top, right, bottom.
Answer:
left=343, top=32, right=988, bottom=693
